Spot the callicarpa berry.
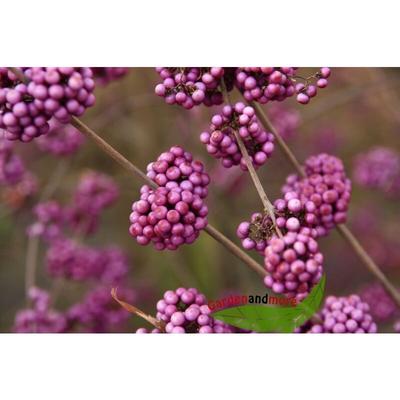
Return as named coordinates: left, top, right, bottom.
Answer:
left=92, top=67, right=129, bottom=85
left=154, top=67, right=235, bottom=109
left=237, top=191, right=318, bottom=255
left=36, top=119, right=84, bottom=156
left=200, top=102, right=275, bottom=170
left=282, top=153, right=351, bottom=237
left=67, top=286, right=137, bottom=333
left=146, top=145, right=210, bottom=199
left=0, top=68, right=51, bottom=142
left=297, top=295, right=378, bottom=333
left=0, top=130, right=25, bottom=185
left=137, top=287, right=234, bottom=333
left=263, top=229, right=323, bottom=301
left=353, top=147, right=400, bottom=196
left=129, top=185, right=208, bottom=250
left=13, top=287, right=66, bottom=333
left=359, top=283, right=397, bottom=321
left=25, top=67, right=95, bottom=123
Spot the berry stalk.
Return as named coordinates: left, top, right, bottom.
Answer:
left=70, top=117, right=267, bottom=277
left=250, top=100, right=400, bottom=307
left=221, top=80, right=283, bottom=238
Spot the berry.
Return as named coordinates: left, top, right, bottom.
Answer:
left=92, top=67, right=129, bottom=85
left=0, top=68, right=51, bottom=142
left=237, top=192, right=317, bottom=255
left=282, top=153, right=351, bottom=237
left=36, top=119, right=84, bottom=156
left=297, top=295, right=377, bottom=333
left=146, top=145, right=210, bottom=198
left=129, top=185, right=208, bottom=250
left=137, top=287, right=234, bottom=333
left=26, top=67, right=95, bottom=123
left=263, top=229, right=323, bottom=301
left=353, top=147, right=400, bottom=196
left=200, top=102, right=274, bottom=170
left=13, top=287, right=66, bottom=333
left=0, top=130, right=25, bottom=185
left=154, top=67, right=235, bottom=109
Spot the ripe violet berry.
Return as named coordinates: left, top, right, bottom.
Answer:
left=297, top=295, right=378, bottom=333
left=263, top=229, right=323, bottom=301
left=92, top=67, right=129, bottom=85
left=146, top=145, right=210, bottom=199
left=154, top=67, right=235, bottom=109
left=129, top=185, right=208, bottom=250
left=282, top=153, right=351, bottom=237
left=200, top=102, right=275, bottom=170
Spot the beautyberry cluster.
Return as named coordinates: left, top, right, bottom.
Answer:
left=13, top=287, right=66, bottom=333
left=92, top=67, right=129, bottom=85
left=36, top=119, right=84, bottom=156
left=129, top=185, right=208, bottom=250
left=298, top=295, right=377, bottom=333
left=268, top=104, right=300, bottom=140
left=137, top=287, right=233, bottom=333
left=200, top=102, right=275, bottom=170
left=146, top=145, right=209, bottom=199
left=0, top=131, right=25, bottom=185
left=353, top=147, right=400, bottom=196
left=263, top=229, right=323, bottom=301
left=155, top=68, right=234, bottom=109
left=359, top=283, right=397, bottom=321
left=282, top=153, right=351, bottom=236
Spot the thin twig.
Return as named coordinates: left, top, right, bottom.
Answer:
left=249, top=101, right=400, bottom=308
left=221, top=80, right=283, bottom=238
left=70, top=116, right=267, bottom=278
left=111, top=288, right=166, bottom=331
left=25, top=236, right=39, bottom=298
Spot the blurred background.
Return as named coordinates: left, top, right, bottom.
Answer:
left=1, top=67, right=399, bottom=332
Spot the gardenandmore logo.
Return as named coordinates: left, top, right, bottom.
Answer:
left=211, top=275, right=326, bottom=333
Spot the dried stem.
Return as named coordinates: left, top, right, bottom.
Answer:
left=249, top=101, right=400, bottom=307
left=221, top=81, right=283, bottom=238
left=70, top=116, right=267, bottom=278
left=25, top=236, right=39, bottom=298
left=111, top=288, right=165, bottom=331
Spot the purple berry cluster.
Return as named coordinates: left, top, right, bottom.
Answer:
left=129, top=185, right=208, bottom=250
left=263, top=229, right=323, bottom=301
left=353, top=147, right=400, bottom=196
left=0, top=131, right=25, bottom=185
left=36, top=119, right=84, bottom=156
left=268, top=104, right=300, bottom=140
left=298, top=295, right=377, bottom=333
left=359, top=283, right=397, bottom=321
left=154, top=67, right=234, bottom=109
left=26, top=67, right=95, bottom=123
left=282, top=153, right=351, bottom=237
left=146, top=145, right=210, bottom=199
left=67, top=286, right=136, bottom=333
left=13, top=287, right=66, bottom=333
left=235, top=67, right=330, bottom=105
left=200, top=102, right=275, bottom=170
left=237, top=191, right=317, bottom=255
left=92, top=67, right=129, bottom=85
left=137, top=287, right=233, bottom=333
left=0, top=68, right=50, bottom=142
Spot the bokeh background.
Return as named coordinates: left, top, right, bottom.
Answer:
left=1, top=67, right=399, bottom=332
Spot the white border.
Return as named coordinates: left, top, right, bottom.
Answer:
left=0, top=334, right=397, bottom=399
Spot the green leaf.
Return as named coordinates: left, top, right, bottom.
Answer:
left=212, top=274, right=326, bottom=333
